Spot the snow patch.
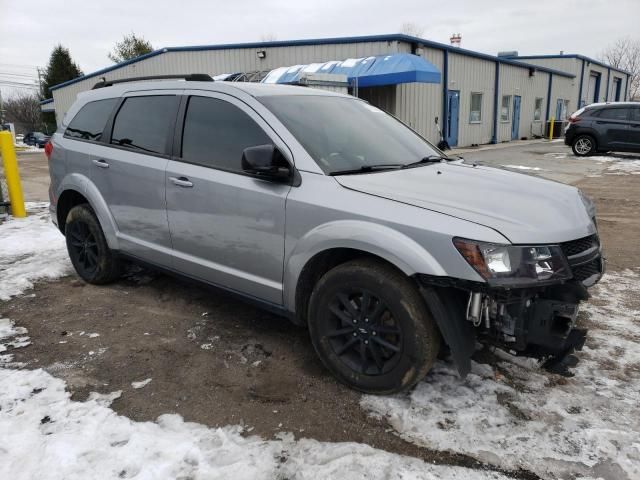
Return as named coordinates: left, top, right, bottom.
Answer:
left=361, top=270, right=640, bottom=480
left=131, top=378, right=152, bottom=389
left=0, top=367, right=512, bottom=479
left=0, top=203, right=71, bottom=300
left=502, top=164, right=543, bottom=171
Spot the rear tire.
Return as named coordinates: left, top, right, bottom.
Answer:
left=308, top=259, right=441, bottom=394
left=572, top=135, right=596, bottom=156
left=65, top=204, right=121, bottom=284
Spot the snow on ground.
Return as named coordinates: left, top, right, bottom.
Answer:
left=581, top=155, right=640, bottom=175
left=0, top=204, right=512, bottom=479
left=362, top=270, right=640, bottom=480
left=0, top=203, right=71, bottom=300
left=502, top=164, right=544, bottom=171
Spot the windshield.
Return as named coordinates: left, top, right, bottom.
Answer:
left=259, top=95, right=444, bottom=174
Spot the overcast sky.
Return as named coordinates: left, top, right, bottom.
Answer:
left=1, top=0, right=638, bottom=98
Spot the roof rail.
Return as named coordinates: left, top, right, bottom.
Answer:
left=92, top=73, right=214, bottom=89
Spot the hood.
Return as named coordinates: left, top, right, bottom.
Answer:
left=335, top=162, right=595, bottom=244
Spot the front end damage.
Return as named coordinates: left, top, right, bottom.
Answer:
left=419, top=233, right=604, bottom=376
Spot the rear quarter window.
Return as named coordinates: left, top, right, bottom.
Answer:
left=65, top=98, right=118, bottom=141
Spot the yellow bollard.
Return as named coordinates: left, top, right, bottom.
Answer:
left=0, top=131, right=27, bottom=218
left=549, top=117, right=555, bottom=142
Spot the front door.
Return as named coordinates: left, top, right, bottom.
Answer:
left=91, top=91, right=180, bottom=266
left=165, top=93, right=291, bottom=305
left=511, top=95, right=521, bottom=140
left=446, top=90, right=460, bottom=147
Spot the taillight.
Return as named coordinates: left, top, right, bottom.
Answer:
left=44, top=141, right=53, bottom=159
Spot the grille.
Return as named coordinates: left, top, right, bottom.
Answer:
left=572, top=258, right=602, bottom=282
left=561, top=234, right=599, bottom=258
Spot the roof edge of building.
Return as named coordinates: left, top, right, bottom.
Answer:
left=506, top=54, right=632, bottom=76
left=51, top=33, right=579, bottom=92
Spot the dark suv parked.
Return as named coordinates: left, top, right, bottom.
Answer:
left=23, top=131, right=51, bottom=148
left=565, top=102, right=640, bottom=156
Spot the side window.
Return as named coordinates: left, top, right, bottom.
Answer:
left=181, top=96, right=272, bottom=171
left=469, top=93, right=482, bottom=123
left=111, top=96, right=177, bottom=155
left=598, top=108, right=630, bottom=121
left=632, top=108, right=640, bottom=122
left=500, top=95, right=511, bottom=122
left=65, top=98, right=118, bottom=141
left=533, top=98, right=543, bottom=121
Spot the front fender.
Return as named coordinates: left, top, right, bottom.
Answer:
left=284, top=220, right=447, bottom=312
left=56, top=173, right=119, bottom=250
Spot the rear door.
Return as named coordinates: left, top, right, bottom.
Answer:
left=629, top=107, right=640, bottom=149
left=91, top=90, right=181, bottom=266
left=165, top=93, right=292, bottom=304
left=593, top=107, right=631, bottom=149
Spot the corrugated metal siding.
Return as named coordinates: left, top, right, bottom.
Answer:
left=517, top=58, right=580, bottom=76
left=358, top=86, right=397, bottom=114
left=497, top=64, right=548, bottom=141
left=52, top=41, right=402, bottom=122
left=550, top=75, right=578, bottom=118
left=393, top=47, right=444, bottom=144
left=583, top=63, right=609, bottom=104
left=448, top=53, right=495, bottom=146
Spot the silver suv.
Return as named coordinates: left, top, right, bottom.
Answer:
left=48, top=74, right=603, bottom=394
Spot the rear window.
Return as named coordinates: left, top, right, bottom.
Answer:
left=65, top=98, right=118, bottom=141
left=111, top=96, right=178, bottom=155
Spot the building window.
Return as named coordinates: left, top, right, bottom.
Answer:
left=534, top=98, right=543, bottom=121
left=563, top=100, right=570, bottom=120
left=501, top=95, right=511, bottom=122
left=469, top=93, right=482, bottom=123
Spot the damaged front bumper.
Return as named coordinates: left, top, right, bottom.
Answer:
left=419, top=234, right=605, bottom=376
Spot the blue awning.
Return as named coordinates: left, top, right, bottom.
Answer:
left=262, top=53, right=441, bottom=87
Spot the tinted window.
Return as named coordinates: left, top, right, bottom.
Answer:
left=111, top=96, right=177, bottom=155
left=65, top=99, right=117, bottom=141
left=259, top=95, right=443, bottom=175
left=631, top=107, right=640, bottom=122
left=181, top=96, right=272, bottom=171
left=597, top=108, right=631, bottom=121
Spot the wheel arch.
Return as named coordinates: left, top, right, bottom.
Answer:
left=54, top=175, right=119, bottom=250
left=284, top=220, right=447, bottom=324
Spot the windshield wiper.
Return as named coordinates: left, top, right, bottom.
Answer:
left=402, top=155, right=449, bottom=169
left=328, top=164, right=405, bottom=176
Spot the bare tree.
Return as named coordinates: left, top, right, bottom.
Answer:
left=260, top=33, right=278, bottom=42
left=600, top=37, right=640, bottom=101
left=400, top=22, right=425, bottom=38
left=3, top=92, right=43, bottom=133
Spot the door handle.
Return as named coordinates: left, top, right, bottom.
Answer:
left=169, top=176, right=194, bottom=188
left=92, top=159, right=109, bottom=168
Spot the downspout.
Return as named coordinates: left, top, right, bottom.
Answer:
left=605, top=67, right=611, bottom=102
left=577, top=59, right=585, bottom=108
left=491, top=61, right=500, bottom=144
left=545, top=73, right=553, bottom=121
left=442, top=49, right=449, bottom=142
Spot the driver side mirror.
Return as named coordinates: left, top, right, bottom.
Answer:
left=241, top=144, right=292, bottom=182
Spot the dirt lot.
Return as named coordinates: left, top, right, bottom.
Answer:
left=2, top=143, right=639, bottom=479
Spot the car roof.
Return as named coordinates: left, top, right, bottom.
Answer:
left=77, top=79, right=349, bottom=102
left=586, top=101, right=639, bottom=109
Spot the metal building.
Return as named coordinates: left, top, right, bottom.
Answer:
left=45, top=34, right=632, bottom=148
left=505, top=54, right=631, bottom=108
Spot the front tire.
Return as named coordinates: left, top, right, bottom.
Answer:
left=572, top=135, right=596, bottom=156
left=308, top=259, right=441, bottom=394
left=65, top=204, right=121, bottom=284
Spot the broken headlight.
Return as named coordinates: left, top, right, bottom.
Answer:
left=454, top=238, right=571, bottom=286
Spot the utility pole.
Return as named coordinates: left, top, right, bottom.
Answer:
left=0, top=89, right=4, bottom=125
left=36, top=67, right=43, bottom=98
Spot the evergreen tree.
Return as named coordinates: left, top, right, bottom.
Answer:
left=41, top=45, right=83, bottom=99
left=108, top=33, right=153, bottom=64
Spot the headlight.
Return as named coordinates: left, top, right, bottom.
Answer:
left=453, top=238, right=571, bottom=286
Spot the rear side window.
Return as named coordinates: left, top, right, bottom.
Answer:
left=597, top=108, right=631, bottom=121
left=111, top=96, right=177, bottom=155
left=65, top=98, right=117, bottom=141
left=631, top=108, right=640, bottom=122
left=181, top=96, right=272, bottom=171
